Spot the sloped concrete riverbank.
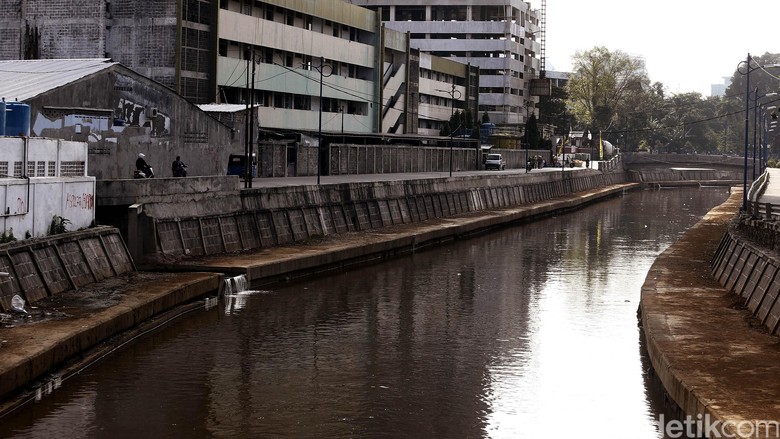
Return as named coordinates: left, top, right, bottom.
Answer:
left=0, top=181, right=635, bottom=416
left=641, top=189, right=780, bottom=438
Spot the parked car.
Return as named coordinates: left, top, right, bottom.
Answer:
left=485, top=153, right=506, bottom=170
left=227, top=154, right=256, bottom=178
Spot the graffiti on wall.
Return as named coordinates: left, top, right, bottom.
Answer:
left=65, top=193, right=95, bottom=210
left=117, top=98, right=170, bottom=137
left=33, top=112, right=113, bottom=143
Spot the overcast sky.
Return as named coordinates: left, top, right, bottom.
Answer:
left=543, top=0, right=777, bottom=97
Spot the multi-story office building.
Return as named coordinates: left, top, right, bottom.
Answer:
left=349, top=0, right=543, bottom=128
left=0, top=0, right=479, bottom=138
left=216, top=0, right=478, bottom=137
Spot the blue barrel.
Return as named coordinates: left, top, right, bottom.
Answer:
left=5, top=102, right=30, bottom=137
left=0, top=101, right=5, bottom=136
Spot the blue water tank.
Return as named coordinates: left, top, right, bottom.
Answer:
left=0, top=100, right=5, bottom=136
left=5, top=102, right=30, bottom=137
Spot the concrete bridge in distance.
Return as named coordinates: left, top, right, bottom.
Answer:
left=621, top=152, right=746, bottom=171
left=621, top=153, right=745, bottom=187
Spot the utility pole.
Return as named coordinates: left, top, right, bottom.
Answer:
left=438, top=84, right=461, bottom=177
left=314, top=57, right=332, bottom=185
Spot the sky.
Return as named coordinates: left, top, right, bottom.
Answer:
left=542, top=0, right=778, bottom=97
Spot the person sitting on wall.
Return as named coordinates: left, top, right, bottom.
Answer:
left=171, top=156, right=187, bottom=177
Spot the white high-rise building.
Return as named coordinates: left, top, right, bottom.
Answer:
left=350, top=0, right=543, bottom=128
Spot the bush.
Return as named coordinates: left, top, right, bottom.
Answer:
left=0, top=228, right=17, bottom=244
left=49, top=215, right=71, bottom=236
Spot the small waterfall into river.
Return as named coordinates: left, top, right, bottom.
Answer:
left=223, top=274, right=249, bottom=296
left=222, top=274, right=268, bottom=315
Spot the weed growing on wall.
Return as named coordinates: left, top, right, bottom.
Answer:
left=49, top=215, right=71, bottom=236
left=0, top=228, right=16, bottom=244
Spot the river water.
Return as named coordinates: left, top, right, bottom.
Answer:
left=0, top=187, right=730, bottom=439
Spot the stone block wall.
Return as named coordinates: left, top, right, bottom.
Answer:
left=149, top=171, right=628, bottom=258
left=0, top=226, right=134, bottom=313
left=711, top=230, right=780, bottom=334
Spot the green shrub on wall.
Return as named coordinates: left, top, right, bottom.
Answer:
left=0, top=228, right=16, bottom=244
left=49, top=215, right=71, bottom=236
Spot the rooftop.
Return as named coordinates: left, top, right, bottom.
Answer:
left=0, top=59, right=116, bottom=102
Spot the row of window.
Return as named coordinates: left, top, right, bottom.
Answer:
left=423, top=50, right=524, bottom=62
left=380, top=5, right=531, bottom=24
left=219, top=87, right=369, bottom=116
left=0, top=161, right=86, bottom=178
left=219, top=40, right=372, bottom=82
left=479, top=105, right=522, bottom=113
left=479, top=87, right=523, bottom=96
left=221, top=0, right=371, bottom=44
left=481, top=69, right=524, bottom=79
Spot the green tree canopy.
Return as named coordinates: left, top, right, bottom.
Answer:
left=566, top=46, right=650, bottom=132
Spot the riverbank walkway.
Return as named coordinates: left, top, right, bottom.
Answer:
left=759, top=168, right=780, bottom=204
left=641, top=188, right=780, bottom=438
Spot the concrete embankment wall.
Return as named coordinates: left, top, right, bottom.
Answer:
left=144, top=171, right=628, bottom=259
left=711, top=219, right=780, bottom=335
left=626, top=168, right=742, bottom=185
left=0, top=227, right=135, bottom=312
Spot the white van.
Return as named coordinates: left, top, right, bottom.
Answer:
left=485, top=153, right=506, bottom=170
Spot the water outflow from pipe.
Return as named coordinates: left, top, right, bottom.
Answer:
left=222, top=274, right=267, bottom=315
left=223, top=274, right=249, bottom=296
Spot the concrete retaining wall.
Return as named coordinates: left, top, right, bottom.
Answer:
left=711, top=228, right=780, bottom=334
left=147, top=171, right=627, bottom=258
left=627, top=168, right=742, bottom=184
left=0, top=226, right=135, bottom=313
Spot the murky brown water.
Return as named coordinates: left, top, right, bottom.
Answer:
left=0, top=187, right=730, bottom=439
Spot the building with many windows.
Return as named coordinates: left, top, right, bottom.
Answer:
left=349, top=0, right=543, bottom=129
left=0, top=0, right=480, bottom=140
left=216, top=0, right=478, bottom=138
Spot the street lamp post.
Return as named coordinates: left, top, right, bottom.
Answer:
left=763, top=105, right=777, bottom=172
left=753, top=92, right=777, bottom=179
left=737, top=54, right=780, bottom=211
left=437, top=84, right=461, bottom=177
left=313, top=57, right=332, bottom=185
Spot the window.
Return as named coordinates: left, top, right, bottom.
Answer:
left=60, top=161, right=85, bottom=177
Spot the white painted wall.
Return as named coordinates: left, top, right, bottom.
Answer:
left=0, top=137, right=95, bottom=238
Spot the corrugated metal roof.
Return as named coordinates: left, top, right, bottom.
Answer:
left=0, top=58, right=117, bottom=103
left=198, top=104, right=248, bottom=113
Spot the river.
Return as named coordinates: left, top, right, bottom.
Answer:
left=0, top=186, right=730, bottom=439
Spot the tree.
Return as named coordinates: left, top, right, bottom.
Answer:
left=537, top=82, right=576, bottom=135
left=525, top=114, right=540, bottom=148
left=566, top=47, right=650, bottom=133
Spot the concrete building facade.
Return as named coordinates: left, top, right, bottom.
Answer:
left=215, top=0, right=477, bottom=138
left=0, top=137, right=95, bottom=238
left=0, top=0, right=480, bottom=142
left=0, top=0, right=218, bottom=104
left=0, top=59, right=237, bottom=180
left=349, top=0, right=543, bottom=129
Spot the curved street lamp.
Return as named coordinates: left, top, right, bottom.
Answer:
left=759, top=103, right=777, bottom=173
left=737, top=54, right=780, bottom=211
left=753, top=92, right=777, bottom=179
left=437, top=85, right=462, bottom=177
left=313, top=57, right=333, bottom=185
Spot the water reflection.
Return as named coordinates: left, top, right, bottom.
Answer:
left=0, top=187, right=729, bottom=439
